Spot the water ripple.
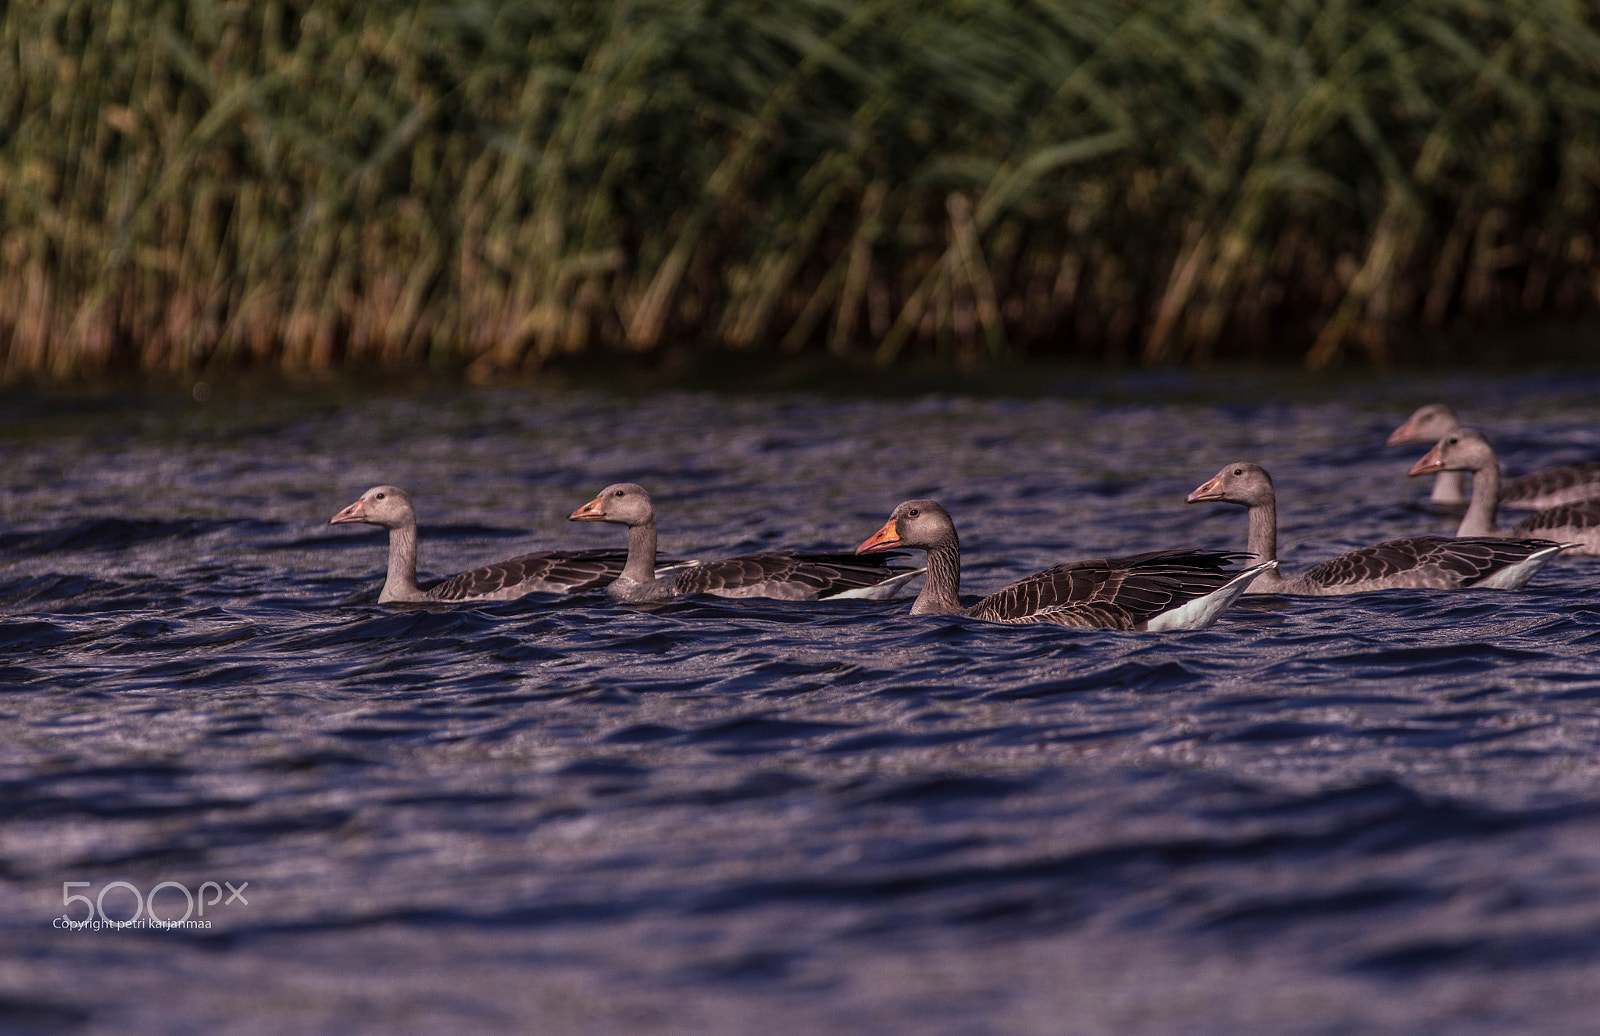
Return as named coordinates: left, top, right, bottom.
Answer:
left=4, top=380, right=1600, bottom=1031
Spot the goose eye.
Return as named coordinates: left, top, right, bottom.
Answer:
left=1447, top=436, right=1458, bottom=444
left=1232, top=468, right=1242, bottom=476
left=613, top=489, right=625, bottom=497
left=375, top=492, right=385, bottom=500
left=906, top=508, right=919, bottom=518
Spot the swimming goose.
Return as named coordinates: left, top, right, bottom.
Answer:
left=1187, top=464, right=1568, bottom=592
left=329, top=485, right=633, bottom=603
left=567, top=483, right=924, bottom=602
left=854, top=499, right=1272, bottom=630
left=1388, top=403, right=1600, bottom=509
left=1409, top=428, right=1598, bottom=556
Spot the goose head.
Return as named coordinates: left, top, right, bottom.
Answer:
left=1387, top=403, right=1461, bottom=447
left=569, top=482, right=655, bottom=527
left=857, top=499, right=958, bottom=554
left=1187, top=463, right=1274, bottom=508
left=329, top=486, right=415, bottom=529
left=1408, top=427, right=1496, bottom=477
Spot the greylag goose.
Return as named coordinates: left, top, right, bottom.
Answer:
left=1408, top=428, right=1598, bottom=556
left=329, top=485, right=635, bottom=603
left=1388, top=403, right=1600, bottom=509
left=1187, top=464, right=1568, bottom=592
left=854, top=500, right=1272, bottom=630
left=567, top=483, right=924, bottom=602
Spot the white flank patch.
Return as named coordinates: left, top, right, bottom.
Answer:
left=828, top=567, right=928, bottom=601
left=1146, top=561, right=1277, bottom=632
left=1471, top=544, right=1575, bottom=590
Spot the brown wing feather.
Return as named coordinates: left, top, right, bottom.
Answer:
left=1511, top=501, right=1600, bottom=536
left=427, top=549, right=630, bottom=600
left=966, top=549, right=1249, bottom=630
left=1500, top=462, right=1600, bottom=508
left=1297, top=536, right=1562, bottom=591
left=672, top=551, right=914, bottom=601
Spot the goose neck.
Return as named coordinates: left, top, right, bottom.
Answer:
left=1431, top=469, right=1468, bottom=505
left=1245, top=497, right=1279, bottom=566
left=622, top=518, right=659, bottom=584
left=910, top=541, right=964, bottom=615
left=1242, top=496, right=1289, bottom=590
left=1456, top=459, right=1502, bottom=536
left=380, top=521, right=427, bottom=603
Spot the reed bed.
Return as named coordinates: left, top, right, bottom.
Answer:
left=4, top=0, right=1600, bottom=381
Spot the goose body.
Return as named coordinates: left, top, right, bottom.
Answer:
left=329, top=486, right=636, bottom=603
left=567, top=483, right=923, bottom=602
left=855, top=500, right=1271, bottom=630
left=1187, top=464, right=1567, bottom=593
left=1409, top=428, right=1599, bottom=556
left=1389, top=404, right=1600, bottom=509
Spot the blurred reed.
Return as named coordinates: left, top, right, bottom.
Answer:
left=3, top=0, right=1599, bottom=381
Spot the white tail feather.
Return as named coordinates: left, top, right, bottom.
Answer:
left=827, top=567, right=928, bottom=601
left=1470, top=543, right=1575, bottom=590
left=1145, top=561, right=1277, bottom=632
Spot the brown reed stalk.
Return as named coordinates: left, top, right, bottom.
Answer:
left=3, top=0, right=1600, bottom=382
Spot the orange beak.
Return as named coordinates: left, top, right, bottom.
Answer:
left=329, top=499, right=367, bottom=525
left=1186, top=475, right=1225, bottom=503
left=856, top=518, right=901, bottom=554
left=568, top=495, right=607, bottom=522
left=1408, top=443, right=1445, bottom=477
left=1386, top=418, right=1420, bottom=447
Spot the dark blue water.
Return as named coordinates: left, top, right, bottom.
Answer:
left=4, top=375, right=1600, bottom=1034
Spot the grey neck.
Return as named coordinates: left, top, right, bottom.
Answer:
left=1455, top=461, right=1502, bottom=537
left=622, top=518, right=659, bottom=584
left=1244, top=496, right=1288, bottom=589
left=381, top=522, right=429, bottom=603
left=909, top=542, right=965, bottom=615
left=1430, top=469, right=1469, bottom=505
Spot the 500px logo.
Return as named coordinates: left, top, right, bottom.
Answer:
left=55, top=880, right=249, bottom=930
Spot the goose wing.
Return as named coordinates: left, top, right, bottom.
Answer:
left=1298, top=536, right=1564, bottom=591
left=428, top=548, right=631, bottom=601
left=1500, top=462, right=1600, bottom=509
left=672, top=551, right=917, bottom=601
left=966, top=549, right=1250, bottom=630
left=1511, top=499, right=1600, bottom=536
left=1510, top=501, right=1600, bottom=555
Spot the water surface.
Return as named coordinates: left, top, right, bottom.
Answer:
left=3, top=373, right=1600, bottom=1034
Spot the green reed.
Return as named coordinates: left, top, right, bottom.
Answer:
left=4, top=0, right=1599, bottom=381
